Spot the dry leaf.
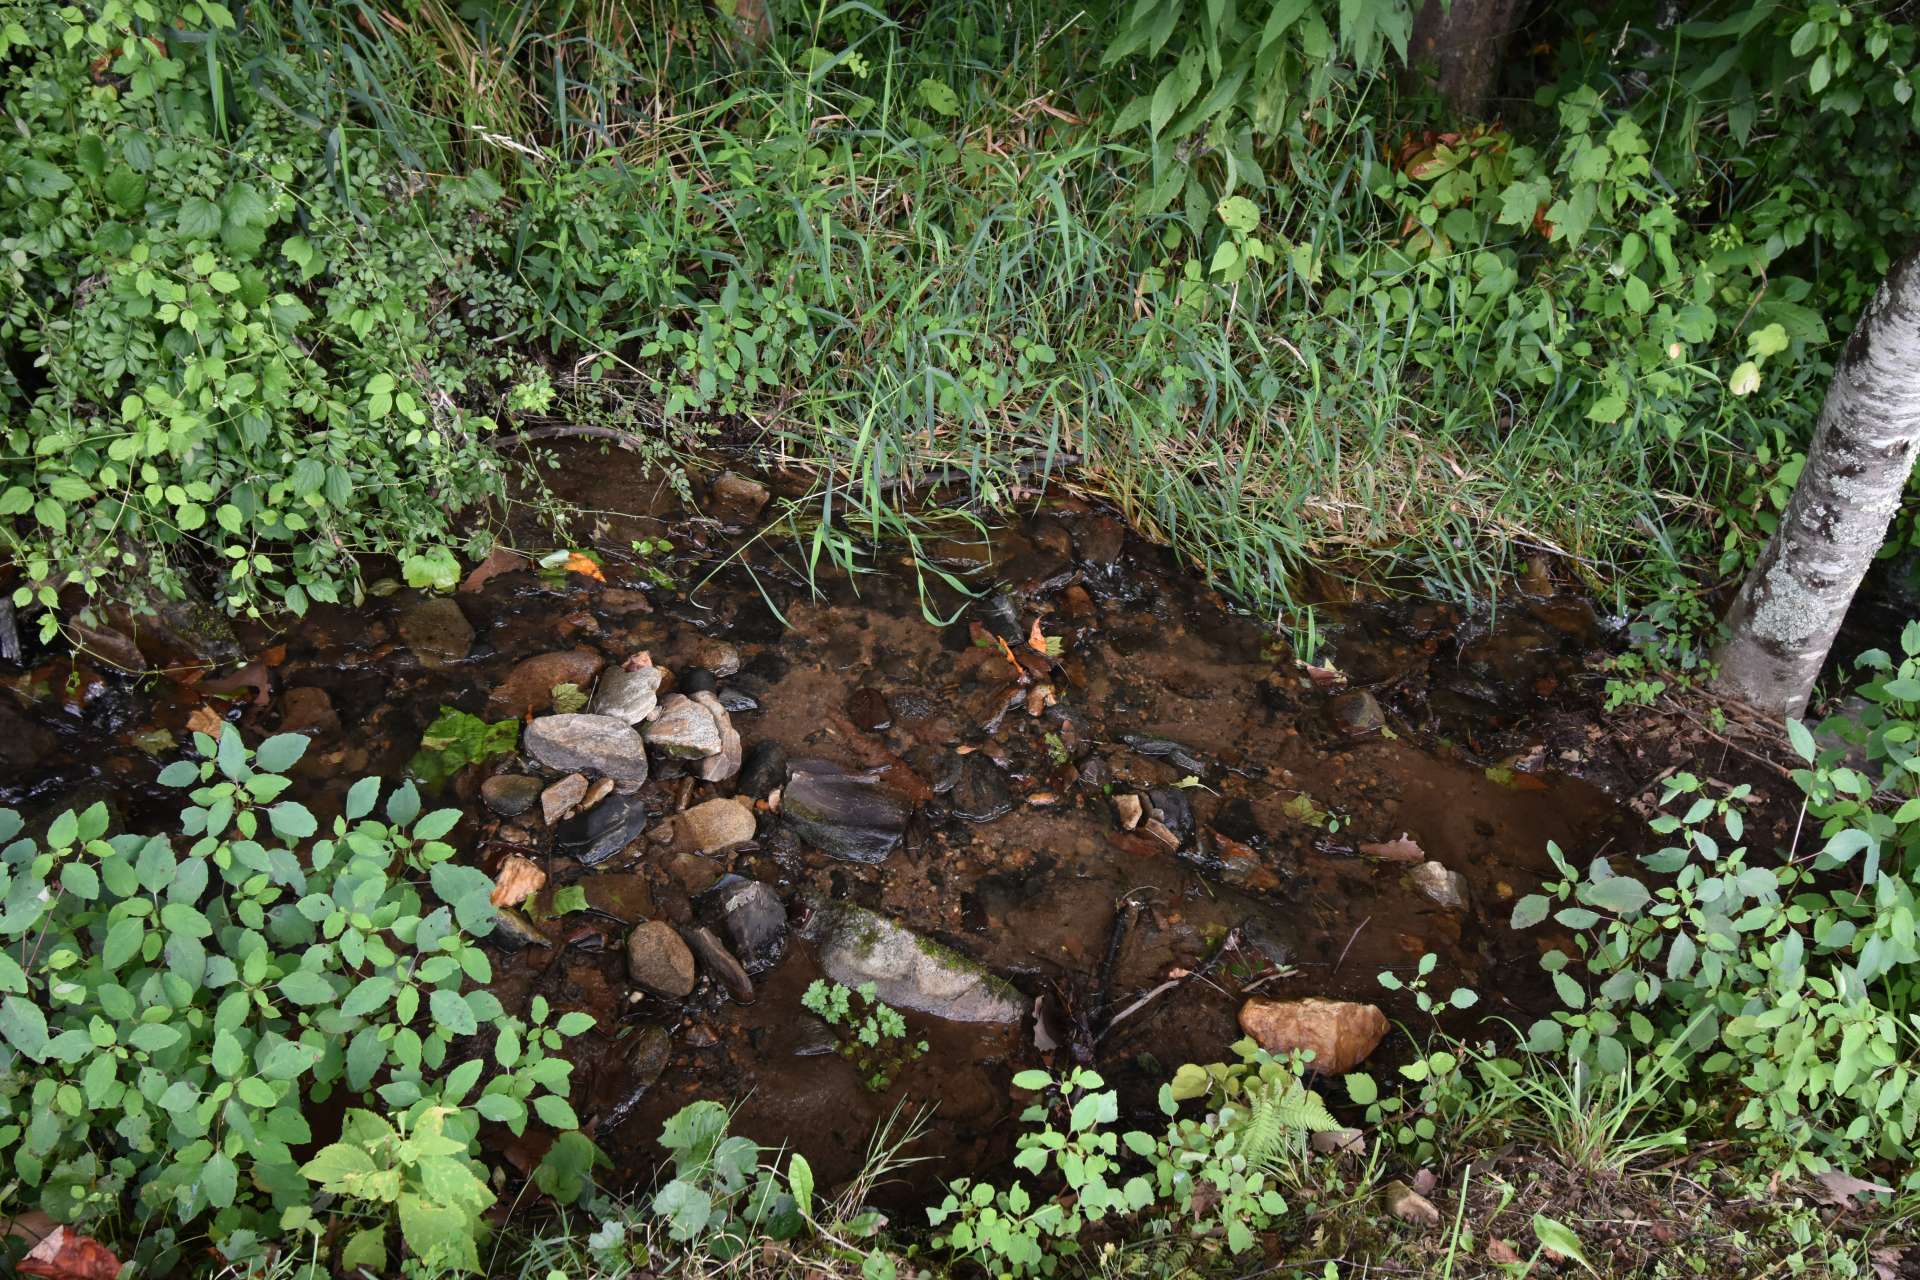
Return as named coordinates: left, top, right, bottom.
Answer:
left=489, top=856, right=547, bottom=908
left=460, top=547, right=524, bottom=593
left=623, top=650, right=654, bottom=671
left=1359, top=833, right=1426, bottom=862
left=1813, top=1170, right=1893, bottom=1204
left=19, top=1227, right=121, bottom=1280
left=185, top=705, right=225, bottom=737
left=1486, top=1237, right=1522, bottom=1264
left=4, top=1211, right=57, bottom=1246
left=1300, top=662, right=1347, bottom=687
left=1410, top=1167, right=1437, bottom=1196
left=563, top=551, right=605, bottom=582
left=1870, top=1246, right=1906, bottom=1280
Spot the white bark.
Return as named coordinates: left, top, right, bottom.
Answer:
left=1713, top=248, right=1920, bottom=718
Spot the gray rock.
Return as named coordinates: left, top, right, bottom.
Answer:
left=643, top=693, right=723, bottom=759
left=541, top=773, right=589, bottom=825
left=557, top=792, right=648, bottom=865
left=481, top=774, right=544, bottom=817
left=398, top=597, right=473, bottom=668
left=709, top=471, right=771, bottom=524
left=814, top=904, right=1027, bottom=1024
left=695, top=639, right=741, bottom=678
left=952, top=755, right=1013, bottom=822
left=673, top=797, right=757, bottom=855
left=680, top=925, right=753, bottom=1002
left=1409, top=860, right=1469, bottom=911
left=626, top=921, right=697, bottom=997
left=592, top=665, right=664, bottom=724
left=721, top=880, right=787, bottom=970
left=738, top=742, right=789, bottom=799
left=525, top=714, right=650, bottom=785
left=783, top=765, right=909, bottom=864
left=1326, top=690, right=1384, bottom=734
left=692, top=691, right=741, bottom=783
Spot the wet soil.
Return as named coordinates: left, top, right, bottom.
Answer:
left=0, top=444, right=1799, bottom=1213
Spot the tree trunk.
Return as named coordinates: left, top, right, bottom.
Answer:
left=1712, top=248, right=1920, bottom=718
left=1401, top=0, right=1523, bottom=118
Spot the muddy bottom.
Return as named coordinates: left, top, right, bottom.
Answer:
left=0, top=447, right=1638, bottom=1210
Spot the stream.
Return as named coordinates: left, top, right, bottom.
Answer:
left=0, top=446, right=1636, bottom=1209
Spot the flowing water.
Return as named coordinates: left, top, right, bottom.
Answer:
left=0, top=445, right=1635, bottom=1206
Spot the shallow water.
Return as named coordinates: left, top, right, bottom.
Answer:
left=0, top=446, right=1632, bottom=1206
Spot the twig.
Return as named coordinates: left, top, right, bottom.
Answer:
left=1333, top=915, right=1372, bottom=974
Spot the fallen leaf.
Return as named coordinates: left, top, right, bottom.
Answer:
left=622, top=650, right=654, bottom=671
left=460, top=547, right=524, bottom=593
left=490, top=856, right=547, bottom=908
left=563, top=551, right=604, bottom=583
left=1870, top=1246, right=1906, bottom=1280
left=185, top=705, right=225, bottom=737
left=19, top=1226, right=121, bottom=1280
left=1486, top=1237, right=1521, bottom=1265
left=1813, top=1170, right=1893, bottom=1204
left=1300, top=661, right=1346, bottom=687
left=1359, top=833, right=1426, bottom=862
left=201, top=661, right=272, bottom=706
left=1411, top=1167, right=1437, bottom=1195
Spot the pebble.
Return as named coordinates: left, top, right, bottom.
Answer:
left=1409, top=860, right=1470, bottom=911
left=486, top=648, right=605, bottom=718
left=643, top=693, right=724, bottom=759
left=672, top=797, right=757, bottom=855
left=540, top=773, right=589, bottom=825
left=680, top=925, right=753, bottom=1002
left=709, top=471, right=771, bottom=524
left=692, top=691, right=741, bottom=782
left=626, top=921, right=697, bottom=997
left=525, top=714, right=650, bottom=785
left=591, top=664, right=664, bottom=724
left=738, top=742, right=790, bottom=799
left=481, top=773, right=545, bottom=817
left=556, top=791, right=648, bottom=865
left=720, top=880, right=787, bottom=970
left=783, top=766, right=908, bottom=863
left=1326, top=689, right=1384, bottom=734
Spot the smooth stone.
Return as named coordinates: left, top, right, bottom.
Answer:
left=541, top=773, right=589, bottom=825
left=1409, top=861, right=1470, bottom=911
left=692, top=691, right=741, bottom=783
left=680, top=925, right=753, bottom=1002
left=673, top=797, right=757, bottom=855
left=847, top=687, right=893, bottom=732
left=694, top=639, right=741, bottom=678
left=525, top=714, right=650, bottom=785
left=481, top=773, right=544, bottom=817
left=709, top=471, right=771, bottom=523
left=1238, top=997, right=1388, bottom=1074
left=814, top=904, right=1026, bottom=1023
left=590, top=664, right=664, bottom=724
left=279, top=686, right=340, bottom=738
left=1326, top=689, right=1384, bottom=733
left=486, top=648, right=605, bottom=718
left=738, top=742, right=789, bottom=799
left=643, top=693, right=723, bottom=759
left=398, top=597, right=473, bottom=668
left=952, top=754, right=1013, bottom=822
left=626, top=921, right=697, bottom=997
left=720, top=880, right=787, bottom=970
left=556, top=791, right=649, bottom=865
left=783, top=766, right=908, bottom=864
left=717, top=688, right=760, bottom=714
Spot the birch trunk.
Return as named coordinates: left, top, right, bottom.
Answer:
left=1712, top=248, right=1920, bottom=718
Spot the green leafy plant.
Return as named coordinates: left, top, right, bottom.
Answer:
left=802, top=980, right=928, bottom=1092
left=408, top=706, right=521, bottom=790
left=647, top=1101, right=804, bottom=1257
left=0, top=726, right=590, bottom=1270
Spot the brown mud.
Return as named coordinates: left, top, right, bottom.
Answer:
left=0, top=444, right=1808, bottom=1214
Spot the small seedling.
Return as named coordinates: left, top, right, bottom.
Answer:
left=801, top=980, right=927, bottom=1092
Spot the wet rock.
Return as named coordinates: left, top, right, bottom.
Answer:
left=556, top=791, right=648, bottom=865
left=848, top=687, right=893, bottom=732
left=814, top=904, right=1027, bottom=1024
left=717, top=688, right=760, bottom=714
left=1326, top=690, right=1384, bottom=734
left=619, top=1024, right=671, bottom=1092
left=481, top=774, right=545, bottom=817
left=643, top=693, right=723, bottom=759
left=1072, top=515, right=1126, bottom=569
left=0, top=703, right=54, bottom=771
left=590, top=664, right=664, bottom=724
left=951, top=754, right=1013, bottom=822
left=599, top=587, right=653, bottom=615
left=278, top=686, right=340, bottom=738
left=692, top=691, right=742, bottom=783
left=680, top=925, right=753, bottom=1002
left=493, top=908, right=555, bottom=949
left=738, top=742, right=790, bottom=799
left=680, top=668, right=718, bottom=696
left=487, top=648, right=605, bottom=718
left=626, top=921, right=697, bottom=997
left=1238, top=998, right=1388, bottom=1074
left=1311, top=1127, right=1366, bottom=1158
left=71, top=621, right=147, bottom=673
left=709, top=471, right=771, bottom=524
left=489, top=856, right=546, bottom=907
left=398, top=597, right=473, bottom=668
left=721, top=880, right=787, bottom=970
left=1147, top=786, right=1194, bottom=840
left=525, top=714, right=650, bottom=785
left=1409, top=861, right=1469, bottom=911
left=694, top=639, right=741, bottom=679
left=783, top=765, right=909, bottom=863
left=672, top=797, right=757, bottom=855
left=541, top=773, right=589, bottom=824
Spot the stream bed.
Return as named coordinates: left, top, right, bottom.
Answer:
left=0, top=448, right=1640, bottom=1208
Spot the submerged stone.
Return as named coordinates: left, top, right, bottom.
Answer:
left=556, top=791, right=648, bottom=865
left=783, top=765, right=908, bottom=863
left=951, top=754, right=1013, bottom=822
left=398, top=597, right=473, bottom=669
left=481, top=773, right=544, bottom=817
left=626, top=921, right=696, bottom=997
left=814, top=904, right=1026, bottom=1024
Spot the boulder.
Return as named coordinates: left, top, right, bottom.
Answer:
left=814, top=904, right=1026, bottom=1024
left=626, top=921, right=697, bottom=997
left=525, top=714, right=649, bottom=785
left=1237, top=997, right=1388, bottom=1074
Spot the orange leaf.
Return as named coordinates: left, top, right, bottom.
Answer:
left=1359, top=834, right=1426, bottom=863
left=185, top=705, right=224, bottom=737
left=20, top=1227, right=121, bottom=1280
left=563, top=552, right=605, bottom=582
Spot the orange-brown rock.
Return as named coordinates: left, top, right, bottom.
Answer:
left=1237, top=997, right=1388, bottom=1074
